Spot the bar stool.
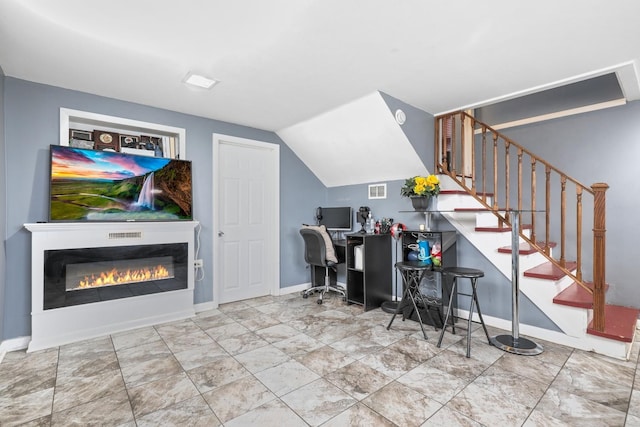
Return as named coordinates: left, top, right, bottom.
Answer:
left=386, top=261, right=437, bottom=340
left=437, top=266, right=491, bottom=358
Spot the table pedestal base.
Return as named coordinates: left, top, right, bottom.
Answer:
left=490, top=334, right=543, bottom=356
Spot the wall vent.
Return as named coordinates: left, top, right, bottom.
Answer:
left=368, top=183, right=387, bottom=199
left=108, top=231, right=143, bottom=240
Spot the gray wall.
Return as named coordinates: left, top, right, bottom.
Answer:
left=499, top=100, right=640, bottom=308
left=2, top=77, right=325, bottom=340
left=0, top=66, right=6, bottom=343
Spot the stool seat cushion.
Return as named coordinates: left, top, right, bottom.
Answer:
left=443, top=266, right=484, bottom=278
left=395, top=261, right=432, bottom=272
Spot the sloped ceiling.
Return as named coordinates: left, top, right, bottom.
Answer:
left=1, top=1, right=640, bottom=188
left=277, top=92, right=428, bottom=187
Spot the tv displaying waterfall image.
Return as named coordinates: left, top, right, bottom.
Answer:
left=49, top=145, right=193, bottom=222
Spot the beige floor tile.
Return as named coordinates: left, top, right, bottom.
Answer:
left=136, top=395, right=220, bottom=427
left=362, top=381, right=442, bottom=426
left=128, top=371, right=200, bottom=418
left=50, top=389, right=134, bottom=426
left=53, top=368, right=125, bottom=413
left=202, top=375, right=276, bottom=423
left=224, top=398, right=308, bottom=427
left=254, top=359, right=320, bottom=396
left=186, top=355, right=250, bottom=393
left=447, top=382, right=530, bottom=427
left=535, top=387, right=627, bottom=426
left=324, top=360, right=393, bottom=400
left=280, top=378, right=357, bottom=426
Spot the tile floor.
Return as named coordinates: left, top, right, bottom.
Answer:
left=1, top=292, right=640, bottom=426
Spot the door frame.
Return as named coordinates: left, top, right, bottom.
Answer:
left=212, top=133, right=280, bottom=306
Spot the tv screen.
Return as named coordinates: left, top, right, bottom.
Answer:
left=317, top=206, right=352, bottom=231
left=49, top=144, right=193, bottom=222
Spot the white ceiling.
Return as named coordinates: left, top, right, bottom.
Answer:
left=1, top=0, right=639, bottom=134
left=2, top=1, right=640, bottom=188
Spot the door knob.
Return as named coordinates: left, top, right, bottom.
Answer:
left=218, top=231, right=224, bottom=237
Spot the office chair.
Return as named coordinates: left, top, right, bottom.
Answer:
left=299, top=226, right=346, bottom=304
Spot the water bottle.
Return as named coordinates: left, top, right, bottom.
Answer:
left=366, top=213, right=375, bottom=234
left=418, top=239, right=432, bottom=264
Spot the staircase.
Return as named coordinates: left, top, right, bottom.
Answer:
left=433, top=112, right=638, bottom=360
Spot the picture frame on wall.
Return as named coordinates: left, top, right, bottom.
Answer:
left=119, top=135, right=139, bottom=148
left=93, top=130, right=120, bottom=152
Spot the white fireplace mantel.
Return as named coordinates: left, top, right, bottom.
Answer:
left=24, top=221, right=199, bottom=351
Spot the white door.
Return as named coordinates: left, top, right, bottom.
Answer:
left=213, top=134, right=280, bottom=304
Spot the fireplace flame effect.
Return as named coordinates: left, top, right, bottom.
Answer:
left=75, top=264, right=171, bottom=289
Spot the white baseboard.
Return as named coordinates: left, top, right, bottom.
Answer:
left=280, top=281, right=347, bottom=296
left=279, top=283, right=311, bottom=295
left=194, top=301, right=217, bottom=312
left=0, top=336, right=30, bottom=354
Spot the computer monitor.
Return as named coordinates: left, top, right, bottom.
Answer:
left=316, top=206, right=353, bottom=231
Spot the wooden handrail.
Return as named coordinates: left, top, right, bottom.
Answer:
left=435, top=112, right=607, bottom=331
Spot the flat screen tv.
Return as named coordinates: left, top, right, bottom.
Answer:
left=317, top=206, right=352, bottom=231
left=49, top=144, right=193, bottom=222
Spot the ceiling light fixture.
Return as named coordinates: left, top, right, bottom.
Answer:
left=183, top=72, right=219, bottom=89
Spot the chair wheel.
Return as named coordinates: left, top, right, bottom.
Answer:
left=302, top=293, right=308, bottom=299
left=317, top=299, right=323, bottom=304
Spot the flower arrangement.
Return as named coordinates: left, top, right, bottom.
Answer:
left=400, top=174, right=440, bottom=198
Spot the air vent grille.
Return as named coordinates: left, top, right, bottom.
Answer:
left=108, top=231, right=143, bottom=240
left=368, top=183, right=387, bottom=199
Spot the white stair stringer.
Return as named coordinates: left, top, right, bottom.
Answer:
left=435, top=176, right=631, bottom=359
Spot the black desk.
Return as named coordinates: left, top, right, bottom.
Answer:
left=345, top=233, right=392, bottom=311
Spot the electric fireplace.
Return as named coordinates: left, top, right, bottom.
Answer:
left=44, top=243, right=188, bottom=310
left=25, top=221, right=198, bottom=351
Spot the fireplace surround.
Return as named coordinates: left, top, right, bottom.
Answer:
left=25, top=221, right=198, bottom=351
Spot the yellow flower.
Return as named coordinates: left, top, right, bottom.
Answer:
left=414, top=176, right=427, bottom=186
left=401, top=174, right=441, bottom=198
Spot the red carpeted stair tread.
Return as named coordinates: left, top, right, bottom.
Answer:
left=524, top=261, right=577, bottom=280
left=475, top=223, right=532, bottom=233
left=553, top=282, right=609, bottom=308
left=587, top=305, right=639, bottom=343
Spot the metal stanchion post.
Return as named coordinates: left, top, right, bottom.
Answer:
left=490, top=211, right=543, bottom=355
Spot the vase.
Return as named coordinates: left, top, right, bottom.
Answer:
left=410, top=196, right=437, bottom=211
left=410, top=196, right=429, bottom=211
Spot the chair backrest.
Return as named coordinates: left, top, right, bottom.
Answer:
left=299, top=228, right=330, bottom=267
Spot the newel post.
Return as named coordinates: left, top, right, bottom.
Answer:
left=591, top=183, right=608, bottom=332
